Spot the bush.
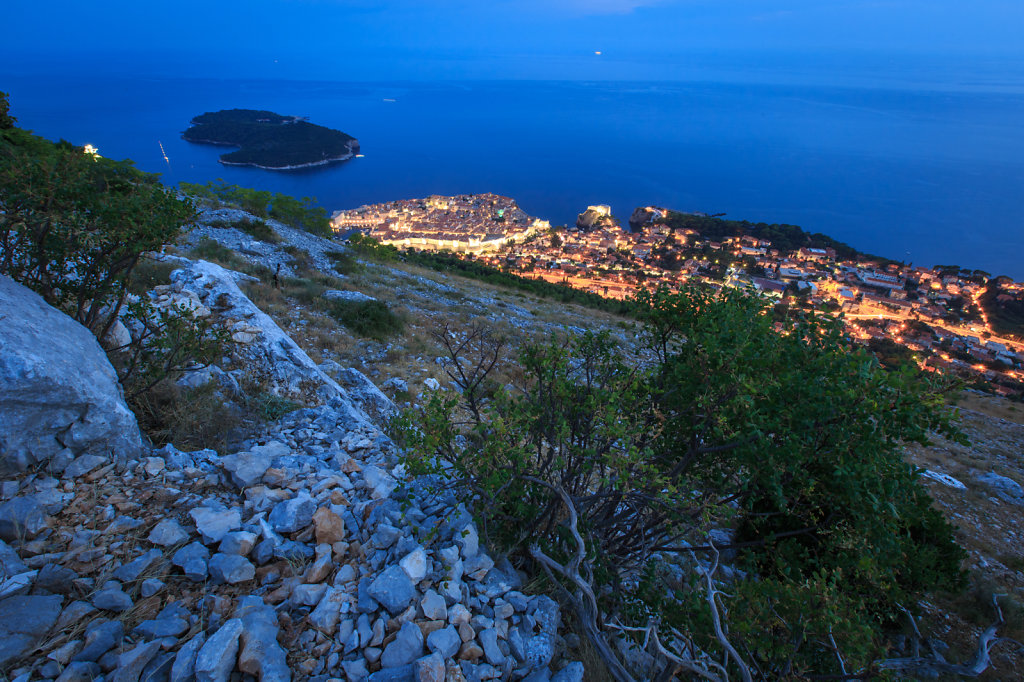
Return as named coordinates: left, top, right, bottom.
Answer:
left=399, top=283, right=967, bottom=678
left=323, top=298, right=403, bottom=341
left=1, top=97, right=195, bottom=338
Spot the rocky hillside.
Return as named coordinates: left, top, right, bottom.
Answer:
left=0, top=206, right=600, bottom=681
left=5, top=201, right=1024, bottom=681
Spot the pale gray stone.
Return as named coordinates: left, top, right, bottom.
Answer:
left=219, top=448, right=274, bottom=489
left=147, top=519, right=189, bottom=546
left=420, top=590, right=447, bottom=621
left=426, top=625, right=461, bottom=659
left=218, top=530, right=258, bottom=556
left=413, top=652, right=446, bottom=682
left=399, top=547, right=428, bottom=582
left=189, top=507, right=241, bottom=544
left=478, top=628, right=505, bottom=666
left=169, top=632, right=206, bottom=682
left=235, top=596, right=291, bottom=682
left=0, top=594, right=63, bottom=667
left=268, top=495, right=315, bottom=534
left=0, top=496, right=49, bottom=541
left=380, top=621, right=424, bottom=668
left=368, top=565, right=415, bottom=615
left=195, top=618, right=242, bottom=682
left=0, top=275, right=143, bottom=474
left=208, top=553, right=255, bottom=584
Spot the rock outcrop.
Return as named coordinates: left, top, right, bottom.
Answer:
left=0, top=276, right=142, bottom=474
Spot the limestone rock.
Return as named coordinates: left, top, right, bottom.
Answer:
left=147, top=518, right=190, bottom=546
left=381, top=621, right=424, bottom=668
left=368, top=565, right=415, bottom=615
left=0, top=594, right=63, bottom=667
left=235, top=596, right=291, bottom=682
left=189, top=507, right=242, bottom=544
left=0, top=275, right=142, bottom=473
left=268, top=495, right=315, bottom=534
left=195, top=618, right=243, bottom=682
left=208, top=553, right=255, bottom=584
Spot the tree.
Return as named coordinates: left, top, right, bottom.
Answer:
left=1, top=100, right=196, bottom=338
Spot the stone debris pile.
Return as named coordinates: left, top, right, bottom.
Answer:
left=0, top=399, right=584, bottom=681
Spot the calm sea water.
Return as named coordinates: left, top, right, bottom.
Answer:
left=4, top=73, right=1023, bottom=278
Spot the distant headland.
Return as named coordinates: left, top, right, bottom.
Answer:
left=182, top=109, right=359, bottom=170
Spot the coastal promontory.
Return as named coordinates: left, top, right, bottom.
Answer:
left=182, top=109, right=358, bottom=170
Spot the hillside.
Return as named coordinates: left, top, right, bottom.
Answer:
left=183, top=109, right=359, bottom=170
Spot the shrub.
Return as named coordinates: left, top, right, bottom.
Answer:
left=323, top=298, right=403, bottom=341
left=1, top=98, right=195, bottom=339
left=399, top=283, right=967, bottom=678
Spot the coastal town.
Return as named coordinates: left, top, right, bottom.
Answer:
left=332, top=195, right=1024, bottom=398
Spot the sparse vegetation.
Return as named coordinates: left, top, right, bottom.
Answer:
left=324, top=298, right=404, bottom=341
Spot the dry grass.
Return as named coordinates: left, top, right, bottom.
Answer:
left=904, top=390, right=1024, bottom=678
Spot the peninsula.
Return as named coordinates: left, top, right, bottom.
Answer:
left=182, top=109, right=358, bottom=170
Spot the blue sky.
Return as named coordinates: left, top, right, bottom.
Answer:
left=5, top=0, right=1024, bottom=80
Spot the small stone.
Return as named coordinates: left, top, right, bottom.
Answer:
left=109, top=639, right=162, bottom=682
left=399, top=547, right=428, bottom=582
left=32, top=564, right=77, bottom=596
left=312, top=506, right=346, bottom=544
left=189, top=507, right=241, bottom=544
left=148, top=519, right=189, bottom=546
left=141, top=578, right=165, bottom=598
left=219, top=530, right=258, bottom=556
left=113, top=548, right=163, bottom=582
left=268, top=496, right=316, bottom=534
left=551, top=662, right=585, bottom=682
left=413, top=652, right=446, bottom=682
left=235, top=596, right=290, bottom=682
left=219, top=448, right=273, bottom=489
left=208, top=553, right=255, bottom=584
left=368, top=565, right=415, bottom=615
left=170, top=632, right=206, bottom=682
left=74, top=620, right=124, bottom=663
left=478, top=629, right=505, bottom=666
left=448, top=603, right=471, bottom=626
left=457, top=641, right=483, bottom=661
left=0, top=497, right=49, bottom=541
left=381, top=621, right=424, bottom=668
left=63, top=455, right=106, bottom=479
left=93, top=582, right=133, bottom=612
left=456, top=523, right=479, bottom=559
left=55, top=661, right=101, bottom=682
left=426, top=625, right=461, bottom=659
left=307, top=587, right=343, bottom=635
left=0, top=594, right=64, bottom=667
left=195, top=618, right=243, bottom=682
left=143, top=457, right=166, bottom=476
left=420, top=590, right=447, bottom=621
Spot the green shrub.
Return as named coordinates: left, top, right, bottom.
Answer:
left=324, top=298, right=403, bottom=341
left=1, top=96, right=195, bottom=338
left=324, top=249, right=363, bottom=275
left=399, top=283, right=967, bottom=678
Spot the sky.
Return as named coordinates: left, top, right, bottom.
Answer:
left=5, top=0, right=1024, bottom=81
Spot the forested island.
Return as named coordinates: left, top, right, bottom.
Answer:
left=182, top=109, right=358, bottom=170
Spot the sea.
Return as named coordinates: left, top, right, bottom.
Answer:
left=3, top=66, right=1024, bottom=278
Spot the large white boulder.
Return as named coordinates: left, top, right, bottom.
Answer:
left=0, top=276, right=143, bottom=473
left=165, top=259, right=383, bottom=430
